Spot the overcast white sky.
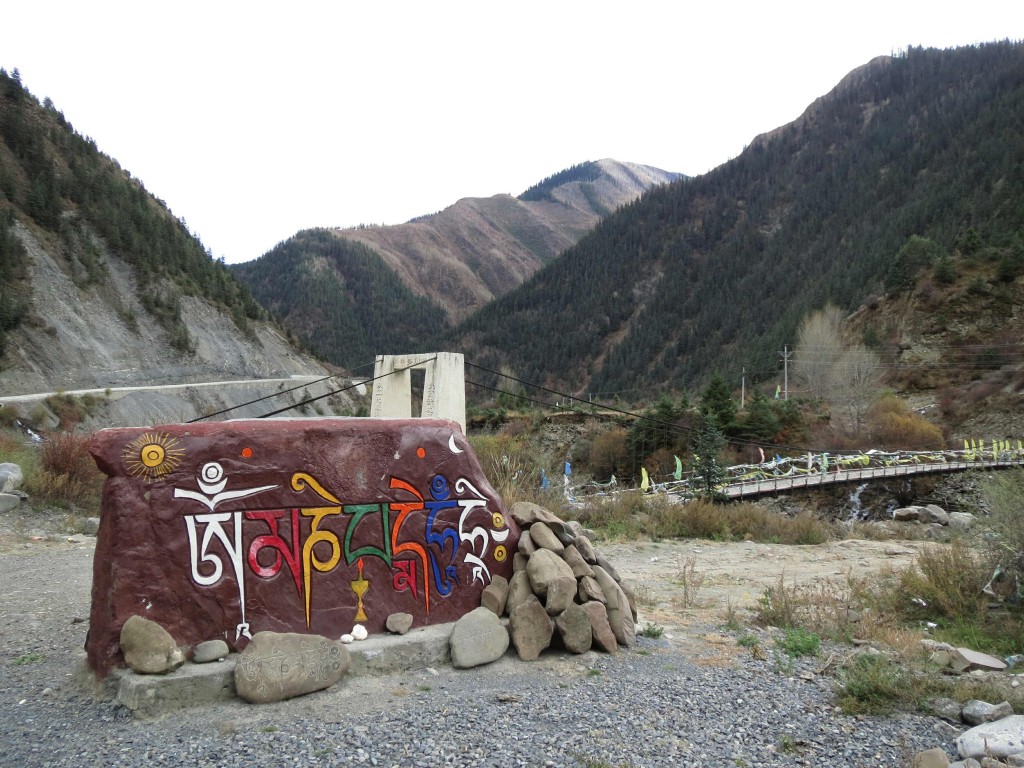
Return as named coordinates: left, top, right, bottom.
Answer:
left=2, top=2, right=1020, bottom=264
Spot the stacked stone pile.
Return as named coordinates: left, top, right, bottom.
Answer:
left=450, top=501, right=636, bottom=667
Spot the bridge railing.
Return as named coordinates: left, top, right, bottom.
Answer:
left=719, top=458, right=1024, bottom=500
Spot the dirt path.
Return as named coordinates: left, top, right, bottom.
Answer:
left=599, top=537, right=927, bottom=641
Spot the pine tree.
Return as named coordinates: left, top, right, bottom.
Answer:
left=690, top=418, right=727, bottom=500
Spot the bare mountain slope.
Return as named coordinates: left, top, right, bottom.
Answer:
left=0, top=220, right=336, bottom=426
left=330, top=159, right=680, bottom=322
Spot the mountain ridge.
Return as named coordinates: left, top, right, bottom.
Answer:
left=233, top=159, right=680, bottom=368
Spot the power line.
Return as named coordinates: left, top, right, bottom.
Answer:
left=256, top=356, right=437, bottom=418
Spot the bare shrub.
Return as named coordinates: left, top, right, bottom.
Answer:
left=891, top=541, right=991, bottom=624
left=22, top=430, right=103, bottom=507
left=674, top=555, right=706, bottom=608
left=867, top=394, right=944, bottom=450
left=587, top=428, right=628, bottom=481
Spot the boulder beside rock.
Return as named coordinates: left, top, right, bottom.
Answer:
left=0, top=492, right=20, bottom=514
left=450, top=607, right=509, bottom=669
left=527, top=548, right=575, bottom=597
left=920, top=504, right=950, bottom=525
left=893, top=506, right=922, bottom=522
left=961, top=700, right=1015, bottom=726
left=528, top=522, right=565, bottom=554
left=481, top=575, right=510, bottom=616
left=119, top=615, right=185, bottom=675
left=555, top=604, right=593, bottom=654
left=506, top=571, right=534, bottom=616
left=957, top=715, right=1024, bottom=759
left=544, top=576, right=576, bottom=616
left=509, top=597, right=553, bottom=661
left=235, top=631, right=350, bottom=704
left=581, top=602, right=617, bottom=654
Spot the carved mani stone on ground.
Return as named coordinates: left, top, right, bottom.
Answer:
left=235, top=631, right=350, bottom=704
left=86, top=418, right=518, bottom=678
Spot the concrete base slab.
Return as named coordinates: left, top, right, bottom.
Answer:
left=76, top=622, right=456, bottom=719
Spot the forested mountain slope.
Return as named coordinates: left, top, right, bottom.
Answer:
left=0, top=68, right=325, bottom=399
left=449, top=43, right=1024, bottom=397
left=233, top=160, right=679, bottom=369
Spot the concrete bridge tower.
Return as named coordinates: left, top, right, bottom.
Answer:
left=369, top=352, right=466, bottom=433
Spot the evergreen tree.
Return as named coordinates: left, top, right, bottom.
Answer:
left=690, top=418, right=727, bottom=500
left=700, top=372, right=736, bottom=431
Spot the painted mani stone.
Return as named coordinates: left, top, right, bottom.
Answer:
left=86, top=418, right=518, bottom=678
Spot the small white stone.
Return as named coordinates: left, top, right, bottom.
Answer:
left=340, top=634, right=354, bottom=644
left=351, top=624, right=368, bottom=641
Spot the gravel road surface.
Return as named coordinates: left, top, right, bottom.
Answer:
left=0, top=534, right=958, bottom=767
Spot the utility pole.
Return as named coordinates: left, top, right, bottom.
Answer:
left=780, top=346, right=792, bottom=400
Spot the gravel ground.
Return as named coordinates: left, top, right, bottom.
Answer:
left=0, top=537, right=961, bottom=768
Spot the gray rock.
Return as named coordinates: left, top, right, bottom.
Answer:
left=1006, top=754, right=1024, bottom=767
left=554, top=603, right=593, bottom=654
left=512, top=552, right=528, bottom=573
left=957, top=715, right=1024, bottom=759
left=578, top=575, right=606, bottom=604
left=508, top=501, right=561, bottom=527
left=581, top=601, right=617, bottom=654
left=564, top=519, right=589, bottom=539
left=481, top=574, right=510, bottom=616
left=192, top=639, right=229, bottom=663
left=0, top=462, right=23, bottom=493
left=235, top=631, right=349, bottom=704
left=962, top=700, right=1015, bottom=725
left=506, top=571, right=534, bottom=616
left=561, top=544, right=594, bottom=578
left=119, top=615, right=185, bottom=675
left=82, top=517, right=101, bottom=536
left=0, top=492, right=20, bottom=514
left=592, top=565, right=635, bottom=647
left=528, top=522, right=565, bottom=553
left=386, top=612, right=414, bottom=635
left=527, top=548, right=575, bottom=597
left=517, top=529, right=537, bottom=556
left=508, top=596, right=553, bottom=661
left=449, top=607, right=509, bottom=669
left=951, top=647, right=1008, bottom=673
left=619, top=579, right=638, bottom=621
left=893, top=506, right=922, bottom=521
left=950, top=760, right=982, bottom=768
left=948, top=512, right=977, bottom=531
left=574, top=534, right=598, bottom=564
left=912, top=748, right=951, bottom=768
left=596, top=555, right=622, bottom=582
left=544, top=576, right=576, bottom=616
left=549, top=521, right=578, bottom=546
left=928, top=696, right=964, bottom=721
left=921, top=504, right=950, bottom=525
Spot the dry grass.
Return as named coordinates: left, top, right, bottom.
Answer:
left=579, top=495, right=832, bottom=545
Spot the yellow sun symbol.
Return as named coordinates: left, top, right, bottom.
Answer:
left=122, top=432, right=185, bottom=481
